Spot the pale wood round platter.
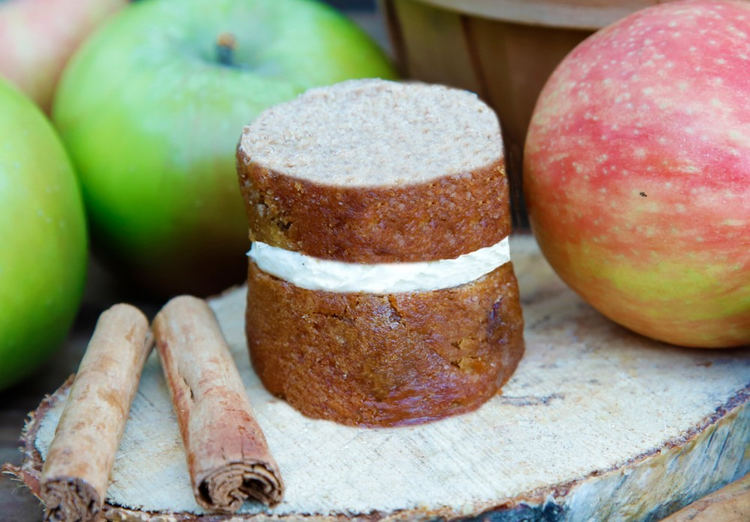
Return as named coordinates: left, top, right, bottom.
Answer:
left=6, top=236, right=750, bottom=521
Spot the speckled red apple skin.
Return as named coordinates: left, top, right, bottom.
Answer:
left=525, top=0, right=750, bottom=348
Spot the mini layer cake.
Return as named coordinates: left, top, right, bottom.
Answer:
left=236, top=79, right=524, bottom=427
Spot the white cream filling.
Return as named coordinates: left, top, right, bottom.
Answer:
left=248, top=237, right=510, bottom=293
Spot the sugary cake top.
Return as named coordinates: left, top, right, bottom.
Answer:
left=239, top=79, right=503, bottom=187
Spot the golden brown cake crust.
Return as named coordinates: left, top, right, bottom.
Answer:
left=245, top=261, right=525, bottom=428
left=236, top=157, right=511, bottom=263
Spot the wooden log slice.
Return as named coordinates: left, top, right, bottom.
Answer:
left=4, top=236, right=750, bottom=521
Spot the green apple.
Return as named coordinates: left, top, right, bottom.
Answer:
left=53, top=0, right=397, bottom=297
left=0, top=78, right=87, bottom=391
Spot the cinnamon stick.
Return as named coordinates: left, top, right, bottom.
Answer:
left=41, top=304, right=152, bottom=522
left=152, top=295, right=284, bottom=512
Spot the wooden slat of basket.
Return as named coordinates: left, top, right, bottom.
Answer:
left=384, top=0, right=484, bottom=94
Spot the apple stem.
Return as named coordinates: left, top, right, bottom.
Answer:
left=216, top=33, right=237, bottom=67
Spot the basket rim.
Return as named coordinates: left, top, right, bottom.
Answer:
left=403, top=0, right=667, bottom=30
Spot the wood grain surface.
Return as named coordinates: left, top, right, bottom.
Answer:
left=663, top=474, right=750, bottom=522
left=6, top=236, right=750, bottom=521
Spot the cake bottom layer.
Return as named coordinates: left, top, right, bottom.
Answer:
left=246, top=261, right=525, bottom=427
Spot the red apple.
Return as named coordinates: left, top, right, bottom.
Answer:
left=524, top=0, right=750, bottom=348
left=0, top=0, right=126, bottom=112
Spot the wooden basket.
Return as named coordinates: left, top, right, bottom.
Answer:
left=380, top=0, right=667, bottom=227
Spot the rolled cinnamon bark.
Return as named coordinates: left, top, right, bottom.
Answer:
left=153, top=295, right=284, bottom=512
left=41, top=304, right=152, bottom=522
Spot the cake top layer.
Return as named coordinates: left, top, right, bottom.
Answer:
left=239, top=79, right=503, bottom=187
